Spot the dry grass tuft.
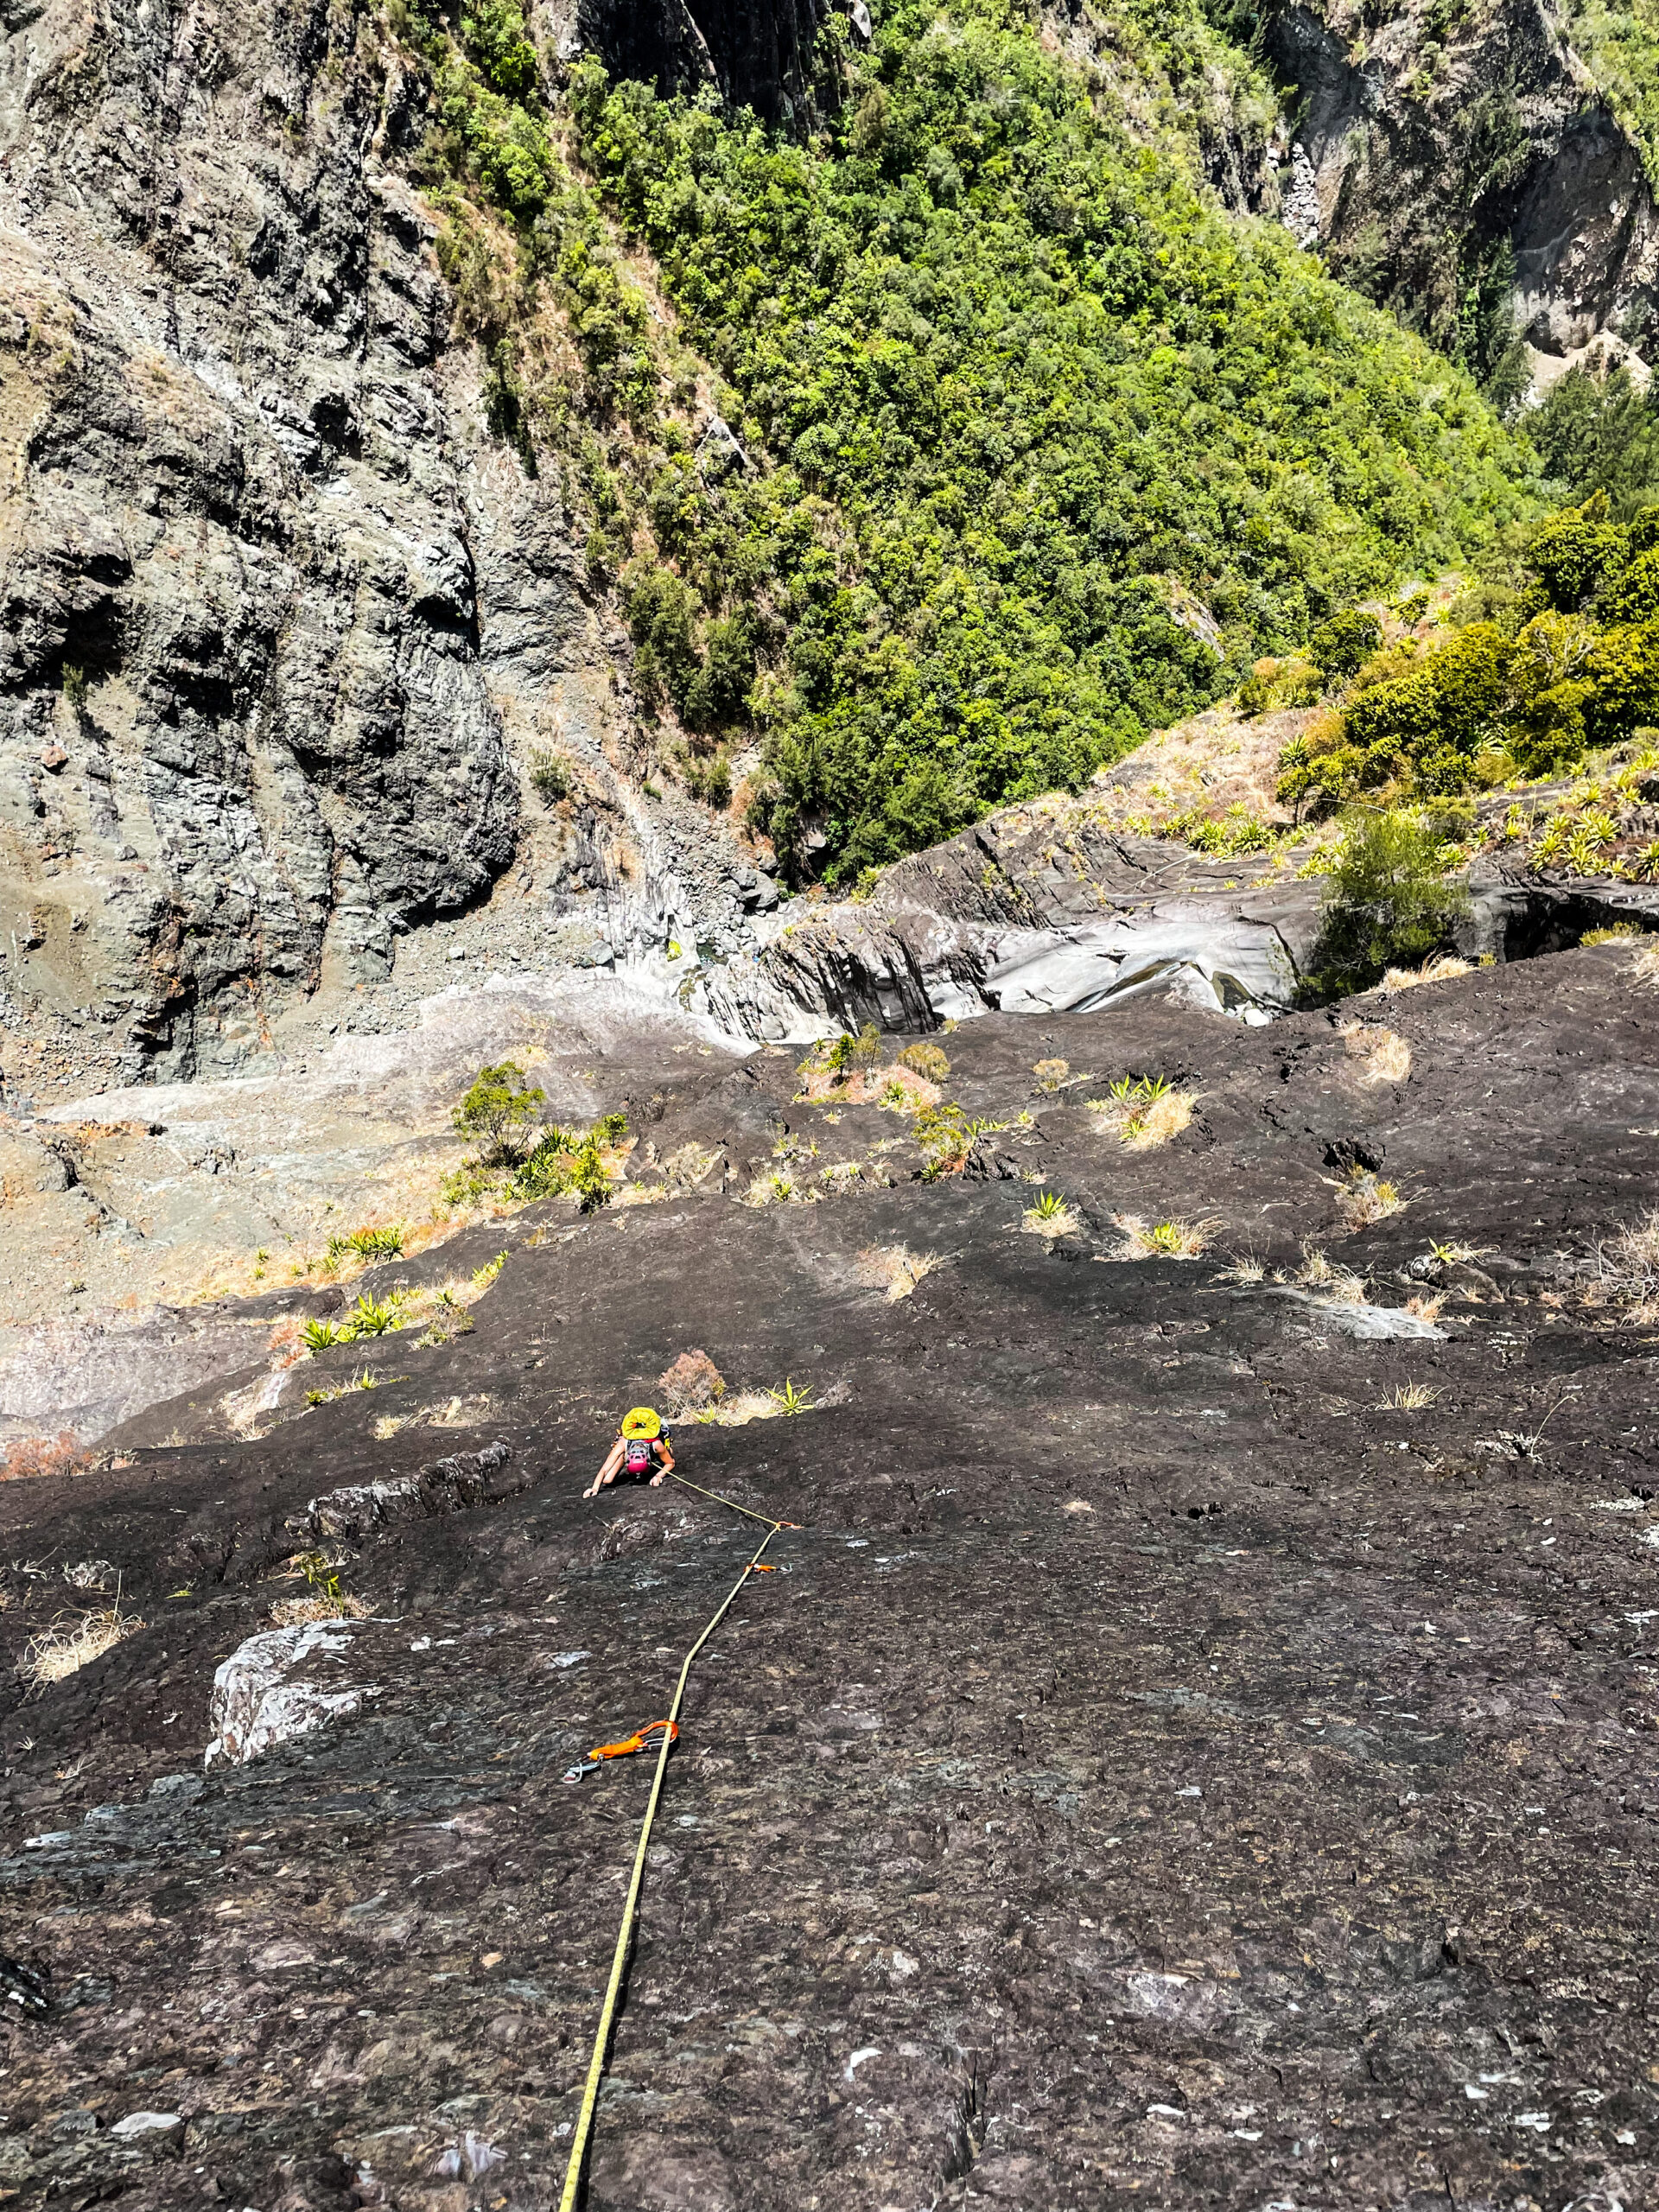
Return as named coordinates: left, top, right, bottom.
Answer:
left=659, top=1349, right=727, bottom=1411
left=1, top=1432, right=91, bottom=1484
left=1594, top=1209, right=1659, bottom=1319
left=269, top=1592, right=372, bottom=1628
left=1021, top=1201, right=1083, bottom=1239
left=1404, top=1292, right=1446, bottom=1324
left=1117, top=1215, right=1213, bottom=1260
left=897, top=1042, right=950, bottom=1084
left=22, top=1608, right=143, bottom=1687
left=1089, top=1077, right=1198, bottom=1148
left=695, top=1390, right=778, bottom=1426
left=742, top=1171, right=800, bottom=1208
left=1375, top=953, right=1471, bottom=995
left=860, top=1246, right=947, bottom=1301
left=1340, top=1023, right=1413, bottom=1085
left=1377, top=1382, right=1441, bottom=1410
left=695, top=1378, right=817, bottom=1425
left=1580, top=923, right=1642, bottom=947
left=1216, top=1248, right=1267, bottom=1284
left=1032, top=1057, right=1071, bottom=1092
left=1334, top=1169, right=1408, bottom=1228
left=1285, top=1246, right=1370, bottom=1304
left=1631, top=938, right=1659, bottom=991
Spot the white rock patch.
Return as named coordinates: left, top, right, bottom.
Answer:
left=204, top=1622, right=375, bottom=1767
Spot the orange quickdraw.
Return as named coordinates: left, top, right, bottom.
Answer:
left=749, top=1561, right=779, bottom=1573
left=562, top=1719, right=678, bottom=1784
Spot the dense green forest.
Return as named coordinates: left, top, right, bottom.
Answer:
left=1278, top=493, right=1659, bottom=812
left=417, top=0, right=1543, bottom=880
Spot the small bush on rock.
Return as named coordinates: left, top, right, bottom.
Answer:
left=659, top=1350, right=726, bottom=1410
left=529, top=749, right=572, bottom=804
left=454, top=1062, right=547, bottom=1165
left=1, top=1432, right=91, bottom=1483
left=1310, top=813, right=1470, bottom=996
left=898, top=1042, right=950, bottom=1083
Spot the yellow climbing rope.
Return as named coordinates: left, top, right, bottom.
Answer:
left=557, top=1475, right=793, bottom=2212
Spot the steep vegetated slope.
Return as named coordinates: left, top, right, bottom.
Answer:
left=1234, top=0, right=1659, bottom=484
left=561, top=1, right=1536, bottom=881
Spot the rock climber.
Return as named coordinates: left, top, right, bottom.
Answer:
left=585, top=1405, right=675, bottom=1499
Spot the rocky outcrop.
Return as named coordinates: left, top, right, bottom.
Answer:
left=0, top=0, right=637, bottom=1090
left=689, top=804, right=1325, bottom=1039
left=2, top=947, right=1657, bottom=2207
left=1259, top=0, right=1659, bottom=380
left=564, top=0, right=823, bottom=122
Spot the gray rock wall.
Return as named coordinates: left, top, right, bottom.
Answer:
left=567, top=0, right=823, bottom=122
left=1260, top=0, right=1659, bottom=378
left=0, top=0, right=593, bottom=1086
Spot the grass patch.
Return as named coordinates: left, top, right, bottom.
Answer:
left=860, top=1245, right=947, bottom=1300
left=1021, top=1192, right=1082, bottom=1238
left=22, top=1606, right=143, bottom=1688
left=1089, top=1074, right=1198, bottom=1147
left=1333, top=1167, right=1408, bottom=1228
left=694, top=1376, right=818, bottom=1424
left=1377, top=1382, right=1441, bottom=1409
left=1117, top=1215, right=1213, bottom=1259
left=1282, top=1246, right=1370, bottom=1304
left=1374, top=952, right=1472, bottom=995
left=1594, top=1208, right=1659, bottom=1319
left=1340, top=1023, right=1414, bottom=1086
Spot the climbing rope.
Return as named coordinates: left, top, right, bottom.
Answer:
left=557, top=1473, right=795, bottom=2212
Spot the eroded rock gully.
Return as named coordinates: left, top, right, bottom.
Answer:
left=0, top=941, right=1656, bottom=2208
left=1257, top=0, right=1659, bottom=377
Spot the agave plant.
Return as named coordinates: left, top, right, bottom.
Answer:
left=301, top=1319, right=341, bottom=1353
left=766, top=1377, right=817, bottom=1414
left=346, top=1294, right=401, bottom=1338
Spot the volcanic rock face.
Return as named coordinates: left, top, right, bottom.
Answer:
left=0, top=0, right=616, bottom=1088
left=1259, top=0, right=1659, bottom=375
left=569, top=0, right=823, bottom=122
left=0, top=939, right=1656, bottom=2207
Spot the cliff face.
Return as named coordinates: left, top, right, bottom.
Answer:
left=0, top=0, right=624, bottom=1086
left=570, top=0, right=823, bottom=122
left=1260, top=0, right=1659, bottom=385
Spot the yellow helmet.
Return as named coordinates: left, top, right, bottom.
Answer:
left=620, top=1406, right=662, bottom=1440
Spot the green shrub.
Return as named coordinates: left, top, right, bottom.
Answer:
left=1527, top=493, right=1629, bottom=610
left=1276, top=500, right=1659, bottom=798
left=567, top=1136, right=613, bottom=1211
left=1310, top=811, right=1471, bottom=995
left=1311, top=609, right=1382, bottom=682
left=530, top=750, right=572, bottom=803
left=454, top=1061, right=547, bottom=1164
left=512, top=1126, right=577, bottom=1198
left=345, top=1294, right=403, bottom=1338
